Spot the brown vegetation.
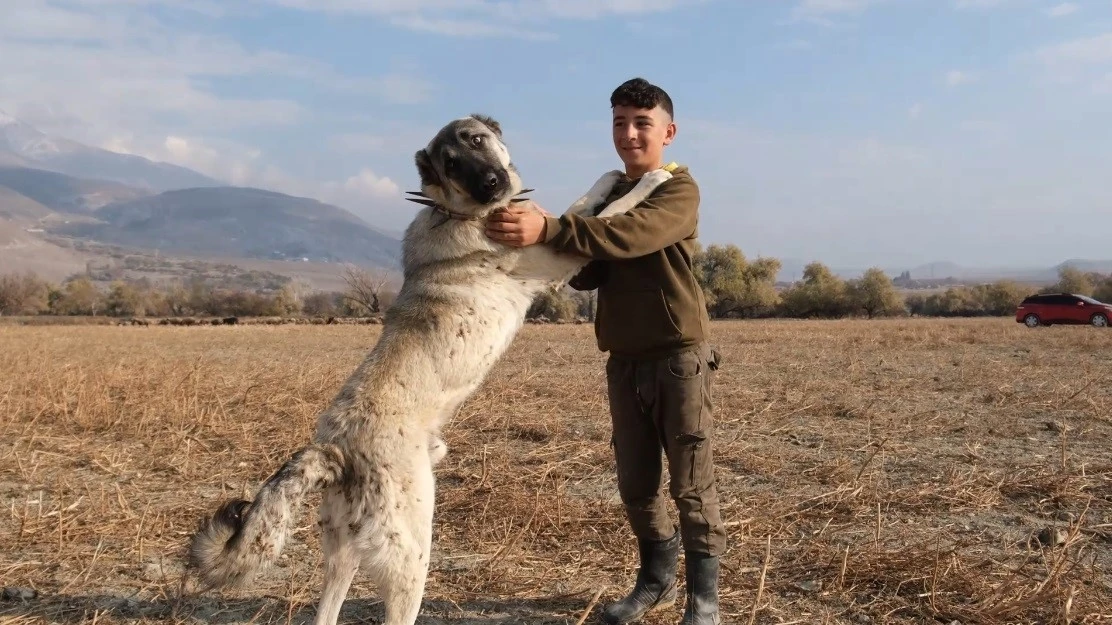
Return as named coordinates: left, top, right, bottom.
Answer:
left=1, top=318, right=1110, bottom=624
left=5, top=249, right=1112, bottom=324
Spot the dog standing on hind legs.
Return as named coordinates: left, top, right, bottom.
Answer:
left=185, top=114, right=675, bottom=625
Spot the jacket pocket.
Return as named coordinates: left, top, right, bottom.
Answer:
left=597, top=287, right=682, bottom=353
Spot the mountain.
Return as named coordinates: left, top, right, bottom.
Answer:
left=0, top=166, right=150, bottom=214
left=905, top=261, right=967, bottom=280
left=1056, top=259, right=1112, bottom=274
left=49, top=185, right=401, bottom=269
left=0, top=110, right=220, bottom=191
left=0, top=185, right=53, bottom=222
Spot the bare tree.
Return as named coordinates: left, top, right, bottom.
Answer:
left=340, top=264, right=394, bottom=315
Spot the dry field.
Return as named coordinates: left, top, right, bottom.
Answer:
left=1, top=318, right=1111, bottom=624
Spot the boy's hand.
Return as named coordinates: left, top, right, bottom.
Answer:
left=486, top=201, right=550, bottom=247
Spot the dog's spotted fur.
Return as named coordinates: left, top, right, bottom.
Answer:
left=186, top=114, right=673, bottom=625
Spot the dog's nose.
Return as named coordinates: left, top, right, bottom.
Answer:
left=483, top=172, right=499, bottom=189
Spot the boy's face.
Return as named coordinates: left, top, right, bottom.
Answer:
left=612, top=104, right=676, bottom=177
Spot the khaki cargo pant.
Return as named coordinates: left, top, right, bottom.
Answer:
left=605, top=343, right=727, bottom=556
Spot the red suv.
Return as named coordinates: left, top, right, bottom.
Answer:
left=1015, top=293, right=1112, bottom=328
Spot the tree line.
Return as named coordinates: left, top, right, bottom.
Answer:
left=2, top=246, right=1111, bottom=321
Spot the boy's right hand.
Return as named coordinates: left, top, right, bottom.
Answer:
left=486, top=204, right=550, bottom=247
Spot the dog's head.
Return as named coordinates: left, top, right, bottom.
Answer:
left=414, top=114, right=522, bottom=210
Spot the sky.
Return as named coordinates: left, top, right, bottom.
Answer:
left=1, top=0, right=1110, bottom=272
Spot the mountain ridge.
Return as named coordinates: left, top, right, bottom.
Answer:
left=0, top=110, right=221, bottom=192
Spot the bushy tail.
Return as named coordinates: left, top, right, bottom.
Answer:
left=187, top=443, right=346, bottom=591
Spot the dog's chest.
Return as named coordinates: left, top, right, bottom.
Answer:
left=428, top=273, right=532, bottom=379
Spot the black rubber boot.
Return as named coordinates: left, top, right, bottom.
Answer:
left=599, top=532, right=681, bottom=624
left=680, top=552, right=720, bottom=625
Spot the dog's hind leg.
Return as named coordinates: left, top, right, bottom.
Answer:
left=376, top=550, right=427, bottom=625
left=370, top=466, right=435, bottom=625
left=312, top=492, right=359, bottom=625
left=428, top=433, right=447, bottom=466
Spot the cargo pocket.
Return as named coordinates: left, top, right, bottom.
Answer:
left=706, top=346, right=722, bottom=371
left=667, top=349, right=702, bottom=380
left=675, top=430, right=714, bottom=495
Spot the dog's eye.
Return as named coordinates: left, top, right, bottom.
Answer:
left=471, top=135, right=483, bottom=147
left=445, top=156, right=456, bottom=171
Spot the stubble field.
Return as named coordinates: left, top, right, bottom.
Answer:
left=1, top=318, right=1111, bottom=624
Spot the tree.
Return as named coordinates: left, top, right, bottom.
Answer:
left=568, top=289, right=597, bottom=321
left=779, top=262, right=852, bottom=318
left=271, top=281, right=307, bottom=316
left=1094, top=276, right=1112, bottom=304
left=51, top=276, right=103, bottom=315
left=341, top=264, right=393, bottom=316
left=694, top=244, right=781, bottom=318
left=527, top=288, right=577, bottom=322
left=1047, top=266, right=1094, bottom=296
left=303, top=291, right=343, bottom=317
left=104, top=281, right=149, bottom=317
left=0, top=271, right=51, bottom=315
left=846, top=268, right=904, bottom=319
left=972, top=280, right=1035, bottom=316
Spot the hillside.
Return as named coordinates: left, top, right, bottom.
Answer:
left=0, top=111, right=219, bottom=191
left=0, top=166, right=150, bottom=214
left=49, top=186, right=400, bottom=269
left=0, top=185, right=53, bottom=222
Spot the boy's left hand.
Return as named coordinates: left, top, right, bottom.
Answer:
left=486, top=202, right=550, bottom=247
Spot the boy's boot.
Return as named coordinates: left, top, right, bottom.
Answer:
left=680, top=552, right=720, bottom=625
left=599, top=532, right=681, bottom=624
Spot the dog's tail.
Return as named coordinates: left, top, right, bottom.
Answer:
left=187, top=442, right=346, bottom=591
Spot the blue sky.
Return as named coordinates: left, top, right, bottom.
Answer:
left=2, top=0, right=1111, bottom=272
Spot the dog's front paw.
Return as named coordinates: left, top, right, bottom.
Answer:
left=642, top=168, right=673, bottom=187
left=585, top=170, right=624, bottom=202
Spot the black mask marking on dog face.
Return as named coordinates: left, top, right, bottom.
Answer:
left=418, top=115, right=514, bottom=206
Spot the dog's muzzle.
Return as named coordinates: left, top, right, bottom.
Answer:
left=470, top=168, right=509, bottom=205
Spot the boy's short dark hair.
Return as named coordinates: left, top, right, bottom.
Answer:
left=610, top=77, right=674, bottom=119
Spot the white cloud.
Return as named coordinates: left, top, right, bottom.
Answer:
left=255, top=0, right=710, bottom=38
left=388, top=15, right=556, bottom=40
left=1046, top=2, right=1079, bottom=17
left=1095, top=72, right=1112, bottom=94
left=789, top=0, right=885, bottom=24
left=775, top=39, right=815, bottom=51
left=953, top=0, right=1012, bottom=8
left=1034, top=32, right=1112, bottom=66
left=0, top=0, right=433, bottom=143
left=324, top=170, right=401, bottom=202
left=1027, top=32, right=1112, bottom=91
left=329, top=134, right=390, bottom=153
left=0, top=0, right=435, bottom=230
left=945, top=69, right=977, bottom=86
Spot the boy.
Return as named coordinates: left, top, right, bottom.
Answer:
left=485, top=77, right=724, bottom=625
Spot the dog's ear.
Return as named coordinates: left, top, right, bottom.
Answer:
left=469, top=114, right=502, bottom=138
left=414, top=149, right=439, bottom=187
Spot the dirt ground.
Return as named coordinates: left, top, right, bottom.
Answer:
left=1, top=318, right=1110, bottom=624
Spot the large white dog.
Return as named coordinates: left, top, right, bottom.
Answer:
left=186, top=114, right=674, bottom=625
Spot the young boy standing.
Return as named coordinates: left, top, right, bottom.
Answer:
left=485, top=77, right=725, bottom=625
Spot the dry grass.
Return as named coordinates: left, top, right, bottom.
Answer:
left=1, top=318, right=1111, bottom=624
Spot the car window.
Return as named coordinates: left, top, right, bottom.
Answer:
left=1077, top=294, right=1105, bottom=305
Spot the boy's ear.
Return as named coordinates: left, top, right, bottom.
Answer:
left=415, top=149, right=439, bottom=186
left=469, top=113, right=502, bottom=138
left=663, top=120, right=677, bottom=146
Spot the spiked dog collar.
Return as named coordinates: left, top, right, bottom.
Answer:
left=404, top=188, right=535, bottom=223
